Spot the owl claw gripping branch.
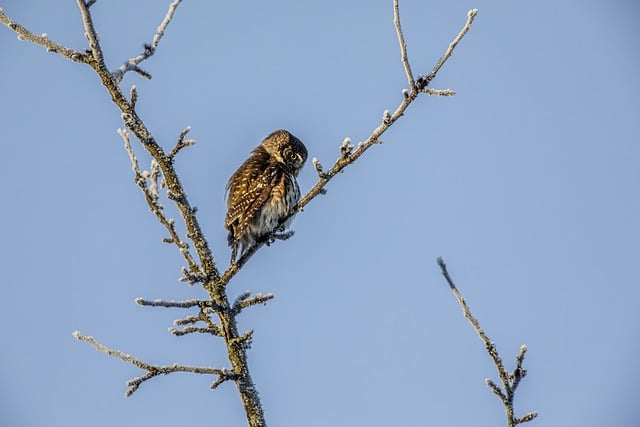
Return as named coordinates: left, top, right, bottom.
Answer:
left=225, top=130, right=308, bottom=264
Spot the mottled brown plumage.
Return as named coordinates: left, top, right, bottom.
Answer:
left=225, top=130, right=307, bottom=262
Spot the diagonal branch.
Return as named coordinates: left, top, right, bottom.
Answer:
left=232, top=291, right=275, bottom=315
left=220, top=9, right=479, bottom=285
left=417, top=9, right=478, bottom=90
left=437, top=257, right=537, bottom=426
left=111, top=0, right=184, bottom=82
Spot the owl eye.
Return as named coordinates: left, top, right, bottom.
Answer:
left=287, top=152, right=298, bottom=162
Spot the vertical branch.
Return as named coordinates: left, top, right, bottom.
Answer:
left=393, top=0, right=415, bottom=90
left=76, top=0, right=108, bottom=72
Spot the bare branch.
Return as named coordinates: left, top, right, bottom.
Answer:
left=312, top=157, right=328, bottom=179
left=169, top=126, right=196, bottom=159
left=172, top=306, right=223, bottom=336
left=437, top=257, right=537, bottom=426
left=119, top=128, right=202, bottom=281
left=135, top=298, right=211, bottom=309
left=73, top=331, right=231, bottom=396
left=170, top=325, right=221, bottom=336
left=510, top=344, right=528, bottom=397
left=111, top=0, right=184, bottom=83
left=0, top=9, right=85, bottom=61
left=417, top=9, right=478, bottom=90
left=232, top=292, right=275, bottom=315
left=486, top=378, right=508, bottom=404
left=424, top=88, right=456, bottom=96
left=393, top=0, right=415, bottom=90
left=339, top=137, right=354, bottom=159
left=517, top=412, right=539, bottom=424
left=129, top=85, right=138, bottom=109
left=76, top=0, right=108, bottom=71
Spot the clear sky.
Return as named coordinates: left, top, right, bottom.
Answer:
left=1, top=1, right=638, bottom=426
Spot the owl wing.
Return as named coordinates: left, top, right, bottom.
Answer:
left=226, top=158, right=281, bottom=240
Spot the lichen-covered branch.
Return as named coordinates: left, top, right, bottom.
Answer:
left=120, top=128, right=202, bottom=281
left=0, top=8, right=86, bottom=61
left=437, top=257, right=537, bottom=426
left=72, top=331, right=234, bottom=396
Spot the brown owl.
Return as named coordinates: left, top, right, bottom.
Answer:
left=225, top=129, right=308, bottom=263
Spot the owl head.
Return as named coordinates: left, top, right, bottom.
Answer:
left=259, top=129, right=308, bottom=174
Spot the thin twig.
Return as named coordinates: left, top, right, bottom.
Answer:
left=170, top=326, right=220, bottom=336
left=169, top=126, right=196, bottom=159
left=111, top=0, right=183, bottom=82
left=232, top=292, right=275, bottom=315
left=393, top=0, right=415, bottom=90
left=418, top=9, right=478, bottom=90
left=73, top=331, right=231, bottom=396
left=437, top=257, right=537, bottom=426
left=135, top=298, right=210, bottom=308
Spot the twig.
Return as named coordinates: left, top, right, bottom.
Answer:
left=0, top=9, right=85, bottom=62
left=232, top=292, right=275, bottom=315
left=393, top=0, right=415, bottom=90
left=76, top=0, right=107, bottom=71
left=111, top=0, right=184, bottom=82
left=437, top=257, right=537, bottom=426
left=417, top=9, right=478, bottom=90
left=73, top=331, right=232, bottom=396
left=135, top=298, right=211, bottom=309
left=119, top=128, right=202, bottom=281
left=424, top=88, right=456, bottom=96
left=169, top=126, right=196, bottom=159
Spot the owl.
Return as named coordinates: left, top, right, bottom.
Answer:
left=225, top=129, right=308, bottom=263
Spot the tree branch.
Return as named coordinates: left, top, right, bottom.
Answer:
left=437, top=257, right=537, bottom=426
left=73, top=331, right=234, bottom=396
left=0, top=8, right=86, bottom=62
left=418, top=9, right=478, bottom=90
left=119, top=128, right=202, bottom=281
left=393, top=0, right=415, bottom=90
left=111, top=0, right=183, bottom=82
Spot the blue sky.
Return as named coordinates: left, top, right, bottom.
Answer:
left=1, top=1, right=638, bottom=426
